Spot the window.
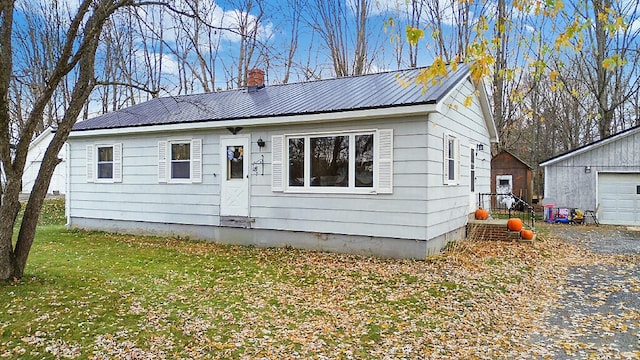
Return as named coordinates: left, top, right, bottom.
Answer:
left=470, top=146, right=475, bottom=192
left=443, top=134, right=460, bottom=185
left=97, top=146, right=114, bottom=179
left=86, top=144, right=122, bottom=183
left=226, top=145, right=244, bottom=179
left=288, top=138, right=304, bottom=187
left=171, top=142, right=191, bottom=179
left=310, top=135, right=349, bottom=187
left=158, top=139, right=202, bottom=183
left=273, top=129, right=392, bottom=193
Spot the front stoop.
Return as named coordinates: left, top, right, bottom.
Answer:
left=220, top=216, right=255, bottom=228
left=467, top=219, right=535, bottom=243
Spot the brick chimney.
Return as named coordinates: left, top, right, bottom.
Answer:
left=247, top=69, right=265, bottom=90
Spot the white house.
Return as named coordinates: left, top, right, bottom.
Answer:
left=540, top=125, right=640, bottom=226
left=66, top=64, right=498, bottom=259
left=22, top=127, right=67, bottom=195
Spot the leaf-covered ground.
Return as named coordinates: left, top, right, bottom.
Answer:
left=1, top=204, right=638, bottom=359
left=527, top=226, right=640, bottom=359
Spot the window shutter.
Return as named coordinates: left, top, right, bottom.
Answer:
left=455, top=137, right=461, bottom=184
left=86, top=145, right=94, bottom=182
left=113, top=143, right=122, bottom=183
left=190, top=138, right=202, bottom=183
left=271, top=135, right=284, bottom=191
left=377, top=129, right=393, bottom=194
left=158, top=141, right=167, bottom=183
left=443, top=135, right=449, bottom=184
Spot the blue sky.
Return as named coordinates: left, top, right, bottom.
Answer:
left=10, top=0, right=640, bottom=119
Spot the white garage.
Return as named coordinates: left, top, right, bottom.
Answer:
left=598, top=173, right=640, bottom=226
left=540, top=125, right=640, bottom=226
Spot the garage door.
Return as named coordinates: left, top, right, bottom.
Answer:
left=598, top=173, right=640, bottom=226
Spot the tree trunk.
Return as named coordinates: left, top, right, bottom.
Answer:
left=1, top=0, right=131, bottom=280
left=0, top=0, right=18, bottom=281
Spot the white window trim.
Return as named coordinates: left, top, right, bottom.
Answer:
left=273, top=129, right=392, bottom=194
left=443, top=134, right=460, bottom=185
left=87, top=143, right=122, bottom=183
left=158, top=139, right=202, bottom=184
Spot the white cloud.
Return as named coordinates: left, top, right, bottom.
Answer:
left=132, top=52, right=180, bottom=76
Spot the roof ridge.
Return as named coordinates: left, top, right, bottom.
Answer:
left=181, top=63, right=469, bottom=96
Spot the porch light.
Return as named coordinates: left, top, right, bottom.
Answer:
left=257, top=138, right=266, bottom=148
left=585, top=166, right=591, bottom=174
left=476, top=143, right=484, bottom=152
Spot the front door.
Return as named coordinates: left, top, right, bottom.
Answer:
left=220, top=136, right=250, bottom=217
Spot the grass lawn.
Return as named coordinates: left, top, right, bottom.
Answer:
left=1, top=199, right=585, bottom=359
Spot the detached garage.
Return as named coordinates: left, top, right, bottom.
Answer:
left=540, top=125, right=640, bottom=226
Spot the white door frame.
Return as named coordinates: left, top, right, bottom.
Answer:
left=220, top=135, right=250, bottom=217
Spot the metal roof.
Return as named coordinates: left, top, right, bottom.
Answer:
left=73, top=64, right=471, bottom=132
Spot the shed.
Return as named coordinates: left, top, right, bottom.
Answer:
left=66, top=63, right=498, bottom=259
left=540, top=125, right=640, bottom=226
left=491, top=150, right=533, bottom=204
left=22, top=127, right=67, bottom=195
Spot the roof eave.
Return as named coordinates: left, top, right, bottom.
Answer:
left=434, top=73, right=498, bottom=145
left=540, top=125, right=640, bottom=167
left=69, top=103, right=437, bottom=138
left=475, top=77, right=499, bottom=144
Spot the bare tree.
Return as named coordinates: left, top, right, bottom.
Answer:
left=228, top=0, right=267, bottom=87
left=0, top=0, right=152, bottom=281
left=272, top=0, right=305, bottom=83
left=421, top=0, right=490, bottom=62
left=306, top=0, right=379, bottom=77
left=555, top=0, right=640, bottom=138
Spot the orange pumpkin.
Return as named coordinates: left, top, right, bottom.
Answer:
left=475, top=208, right=489, bottom=220
left=520, top=229, right=534, bottom=240
left=507, top=218, right=523, bottom=232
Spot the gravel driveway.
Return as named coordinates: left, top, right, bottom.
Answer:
left=528, top=225, right=640, bottom=359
